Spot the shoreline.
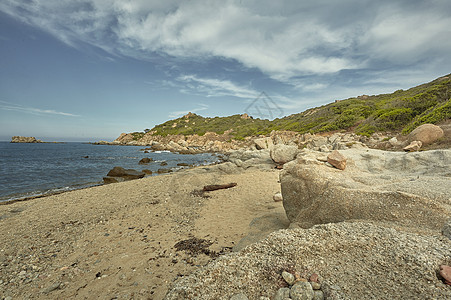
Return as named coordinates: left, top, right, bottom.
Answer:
left=0, top=164, right=286, bottom=299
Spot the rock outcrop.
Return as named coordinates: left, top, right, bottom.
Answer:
left=10, top=136, right=44, bottom=143
left=408, top=123, right=444, bottom=145
left=165, top=222, right=451, bottom=299
left=270, top=144, right=299, bottom=165
left=280, top=149, right=451, bottom=230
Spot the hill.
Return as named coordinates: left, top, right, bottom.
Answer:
left=131, top=74, right=451, bottom=140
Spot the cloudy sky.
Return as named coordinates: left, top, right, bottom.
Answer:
left=1, top=0, right=450, bottom=141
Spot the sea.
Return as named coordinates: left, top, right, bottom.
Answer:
left=0, top=142, right=220, bottom=202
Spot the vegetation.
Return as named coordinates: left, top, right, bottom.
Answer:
left=137, top=74, right=451, bottom=139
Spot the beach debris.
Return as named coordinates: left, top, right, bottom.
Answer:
left=202, top=182, right=237, bottom=192
left=174, top=237, right=213, bottom=256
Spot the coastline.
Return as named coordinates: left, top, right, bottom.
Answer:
left=0, top=165, right=286, bottom=299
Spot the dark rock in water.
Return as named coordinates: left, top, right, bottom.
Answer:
left=144, top=150, right=149, bottom=153
left=142, top=169, right=153, bottom=175
left=83, top=156, right=89, bottom=158
left=103, top=177, right=120, bottom=184
left=160, top=161, right=168, bottom=166
left=139, top=157, right=153, bottom=164
left=106, top=166, right=145, bottom=180
left=157, top=168, right=172, bottom=174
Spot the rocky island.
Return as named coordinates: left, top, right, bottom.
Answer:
left=10, top=136, right=44, bottom=143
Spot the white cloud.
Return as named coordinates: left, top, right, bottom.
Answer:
left=0, top=101, right=80, bottom=117
left=1, top=0, right=450, bottom=93
left=177, top=75, right=258, bottom=99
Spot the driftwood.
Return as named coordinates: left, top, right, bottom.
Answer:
left=202, top=183, right=237, bottom=192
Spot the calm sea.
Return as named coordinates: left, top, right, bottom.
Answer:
left=0, top=142, right=219, bottom=202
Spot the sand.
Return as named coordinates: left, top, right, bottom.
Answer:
left=0, top=166, right=287, bottom=299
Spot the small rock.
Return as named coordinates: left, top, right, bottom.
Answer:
left=309, top=273, right=319, bottom=283
left=439, top=265, right=451, bottom=285
left=273, top=192, right=283, bottom=202
left=139, top=157, right=153, bottom=164
left=403, top=140, right=422, bottom=152
left=442, top=219, right=451, bottom=240
left=274, top=287, right=291, bottom=300
left=313, top=290, right=324, bottom=300
left=290, top=281, right=314, bottom=300
left=282, top=271, right=296, bottom=285
left=4, top=296, right=12, bottom=300
left=230, top=293, right=249, bottom=300
left=311, top=282, right=321, bottom=290
left=41, top=282, right=61, bottom=294
left=327, top=150, right=347, bottom=170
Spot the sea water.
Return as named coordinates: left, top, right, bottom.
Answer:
left=0, top=142, right=219, bottom=202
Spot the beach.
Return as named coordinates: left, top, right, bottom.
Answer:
left=0, top=166, right=286, bottom=299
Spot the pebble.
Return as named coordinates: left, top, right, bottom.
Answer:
left=313, top=290, right=324, bottom=300
left=274, top=287, right=291, bottom=300
left=4, top=296, right=12, bottom=300
left=310, top=282, right=321, bottom=290
left=230, top=293, right=249, bottom=300
left=273, top=192, right=283, bottom=202
left=41, top=282, right=61, bottom=294
left=282, top=271, right=295, bottom=285
left=290, top=281, right=314, bottom=300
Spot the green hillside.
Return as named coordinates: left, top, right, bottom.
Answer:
left=135, top=74, right=451, bottom=140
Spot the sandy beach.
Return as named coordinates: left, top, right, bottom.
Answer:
left=0, top=166, right=287, bottom=299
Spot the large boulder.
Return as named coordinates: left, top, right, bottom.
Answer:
left=254, top=137, right=274, bottom=150
left=165, top=222, right=451, bottom=299
left=270, top=144, right=299, bottom=164
left=280, top=149, right=451, bottom=230
left=408, top=123, right=444, bottom=145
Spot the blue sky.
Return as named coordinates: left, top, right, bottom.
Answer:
left=1, top=0, right=451, bottom=141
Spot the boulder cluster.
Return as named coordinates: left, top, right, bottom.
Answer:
left=10, top=136, right=44, bottom=143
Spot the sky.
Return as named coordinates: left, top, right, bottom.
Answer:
left=1, top=0, right=451, bottom=142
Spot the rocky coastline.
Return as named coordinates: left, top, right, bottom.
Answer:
left=1, top=123, right=450, bottom=299
left=10, top=136, right=64, bottom=144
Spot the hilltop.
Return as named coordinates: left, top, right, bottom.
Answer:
left=121, top=74, right=450, bottom=142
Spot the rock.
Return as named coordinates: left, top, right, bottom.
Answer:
left=160, top=161, right=168, bottom=166
left=282, top=271, right=295, bottom=285
left=103, top=177, right=119, bottom=184
left=41, top=282, right=61, bottom=294
left=139, top=157, right=153, bottom=164
left=165, top=222, right=451, bottom=300
left=157, top=168, right=172, bottom=174
left=442, top=219, right=451, bottom=240
left=309, top=273, right=319, bottom=283
left=106, top=167, right=145, bottom=180
left=273, top=192, right=283, bottom=202
left=142, top=169, right=153, bottom=175
left=310, top=282, right=321, bottom=290
left=290, top=281, right=314, bottom=300
left=281, top=149, right=451, bottom=229
left=254, top=137, right=274, bottom=150
left=10, top=136, right=43, bottom=143
left=319, top=145, right=330, bottom=152
left=270, top=144, right=299, bottom=164
left=177, top=163, right=190, bottom=167
left=313, top=290, right=324, bottom=300
left=403, top=140, right=422, bottom=152
left=114, top=133, right=135, bottom=144
left=439, top=265, right=451, bottom=285
left=327, top=150, right=346, bottom=170
left=230, top=293, right=249, bottom=300
left=274, top=287, right=291, bottom=300
left=408, top=123, right=444, bottom=145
